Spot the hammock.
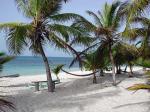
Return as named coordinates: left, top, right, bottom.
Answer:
left=61, top=69, right=98, bottom=77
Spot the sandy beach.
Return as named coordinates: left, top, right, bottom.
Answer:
left=0, top=67, right=150, bottom=112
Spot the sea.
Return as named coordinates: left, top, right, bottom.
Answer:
left=0, top=56, right=80, bottom=76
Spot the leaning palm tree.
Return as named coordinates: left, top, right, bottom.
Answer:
left=0, top=0, right=91, bottom=92
left=72, top=1, right=129, bottom=85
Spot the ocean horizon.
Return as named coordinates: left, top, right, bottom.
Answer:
left=0, top=56, right=80, bottom=76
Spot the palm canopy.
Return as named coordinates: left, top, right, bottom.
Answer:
left=83, top=51, right=109, bottom=71
left=0, top=0, right=92, bottom=56
left=113, top=42, right=139, bottom=65
left=131, top=16, right=150, bottom=58
left=122, top=0, right=150, bottom=40
left=73, top=1, right=122, bottom=32
left=71, top=1, right=127, bottom=60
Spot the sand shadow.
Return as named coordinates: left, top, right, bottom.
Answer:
left=113, top=100, right=150, bottom=112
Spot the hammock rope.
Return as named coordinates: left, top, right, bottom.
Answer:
left=61, top=69, right=98, bottom=77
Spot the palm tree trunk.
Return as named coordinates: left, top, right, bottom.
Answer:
left=124, top=65, right=127, bottom=72
left=116, top=65, right=121, bottom=74
left=143, top=67, right=146, bottom=71
left=109, top=44, right=116, bottom=85
left=129, top=64, right=133, bottom=77
left=39, top=44, right=54, bottom=92
left=93, top=70, right=97, bottom=84
left=92, top=68, right=97, bottom=84
left=100, top=69, right=104, bottom=76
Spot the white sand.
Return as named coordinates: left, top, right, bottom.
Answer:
left=0, top=67, right=150, bottom=112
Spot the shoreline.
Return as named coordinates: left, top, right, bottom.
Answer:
left=0, top=66, right=144, bottom=86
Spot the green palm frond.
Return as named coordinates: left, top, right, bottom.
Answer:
left=131, top=0, right=149, bottom=14
left=132, top=17, right=150, bottom=27
left=71, top=17, right=96, bottom=32
left=0, top=22, right=30, bottom=30
left=125, top=0, right=150, bottom=23
left=49, top=33, right=68, bottom=52
left=127, top=83, right=150, bottom=91
left=69, top=42, right=100, bottom=68
left=121, top=28, right=147, bottom=40
left=82, top=42, right=110, bottom=71
left=135, top=58, right=150, bottom=68
left=15, top=0, right=65, bottom=18
left=113, top=42, right=139, bottom=66
left=86, top=10, right=103, bottom=27
left=0, top=23, right=31, bottom=55
left=49, top=24, right=93, bottom=47
left=52, top=64, right=64, bottom=76
left=50, top=13, right=84, bottom=22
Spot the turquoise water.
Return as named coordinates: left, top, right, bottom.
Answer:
left=0, top=56, right=79, bottom=76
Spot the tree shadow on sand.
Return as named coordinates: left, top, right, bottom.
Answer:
left=6, top=77, right=122, bottom=112
left=3, top=70, right=146, bottom=112
left=113, top=100, right=150, bottom=112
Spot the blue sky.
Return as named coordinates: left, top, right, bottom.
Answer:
left=0, top=0, right=114, bottom=57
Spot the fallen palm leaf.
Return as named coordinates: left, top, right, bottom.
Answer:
left=127, top=83, right=150, bottom=91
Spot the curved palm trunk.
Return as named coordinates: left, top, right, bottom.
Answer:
left=109, top=44, right=116, bottom=85
left=39, top=44, right=54, bottom=92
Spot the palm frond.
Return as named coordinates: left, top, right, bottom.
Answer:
left=71, top=17, right=96, bottom=32
left=121, top=28, right=147, bottom=40
left=0, top=23, right=30, bottom=55
left=50, top=13, right=84, bottom=22
left=126, top=0, right=150, bottom=23
left=127, top=83, right=150, bottom=91
left=69, top=42, right=100, bottom=68
left=15, top=0, right=34, bottom=18
left=86, top=10, right=103, bottom=27
left=135, top=58, right=150, bottom=68
left=52, top=64, right=64, bottom=76
left=131, top=17, right=150, bottom=27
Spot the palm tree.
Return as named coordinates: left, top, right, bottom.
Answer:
left=83, top=51, right=110, bottom=83
left=52, top=64, right=64, bottom=81
left=0, top=0, right=91, bottom=92
left=113, top=43, right=139, bottom=76
left=124, top=0, right=150, bottom=92
left=72, top=1, right=128, bottom=85
left=0, top=52, right=14, bottom=112
left=132, top=17, right=150, bottom=59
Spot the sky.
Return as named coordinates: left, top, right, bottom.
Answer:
left=0, top=0, right=114, bottom=57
